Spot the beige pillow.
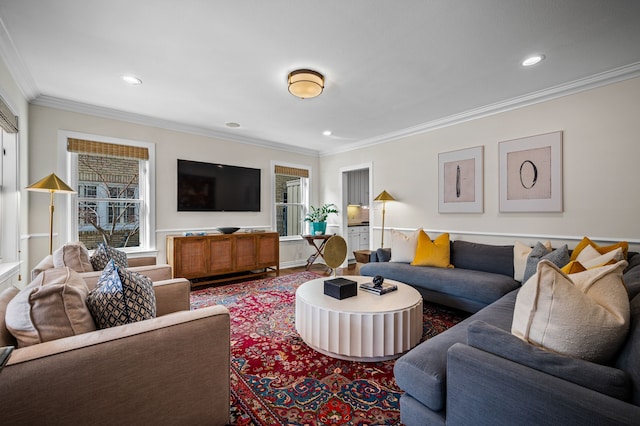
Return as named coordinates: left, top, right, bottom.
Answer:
left=390, top=229, right=421, bottom=263
left=576, top=245, right=624, bottom=269
left=512, top=259, right=630, bottom=363
left=5, top=267, right=96, bottom=347
left=513, top=240, right=552, bottom=282
left=52, top=241, right=93, bottom=272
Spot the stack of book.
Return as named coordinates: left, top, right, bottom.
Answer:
left=359, top=281, right=398, bottom=295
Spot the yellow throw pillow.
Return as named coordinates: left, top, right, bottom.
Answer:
left=560, top=260, right=587, bottom=274
left=411, top=231, right=453, bottom=268
left=570, top=236, right=628, bottom=261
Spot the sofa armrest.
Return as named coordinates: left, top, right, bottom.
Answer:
left=80, top=264, right=173, bottom=290
left=153, top=278, right=191, bottom=315
left=446, top=343, right=640, bottom=426
left=1, top=305, right=230, bottom=425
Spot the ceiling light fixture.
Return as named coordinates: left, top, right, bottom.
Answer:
left=522, top=55, right=545, bottom=67
left=121, top=74, right=142, bottom=85
left=288, top=69, right=324, bottom=99
left=322, top=130, right=332, bottom=136
left=225, top=122, right=241, bottom=128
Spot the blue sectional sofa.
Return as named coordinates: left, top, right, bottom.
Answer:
left=360, top=241, right=640, bottom=425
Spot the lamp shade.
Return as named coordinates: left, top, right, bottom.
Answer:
left=288, top=69, right=324, bottom=99
left=374, top=190, right=396, bottom=202
left=26, top=173, right=75, bottom=193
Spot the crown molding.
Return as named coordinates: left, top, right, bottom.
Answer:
left=31, top=95, right=319, bottom=157
left=319, top=62, right=640, bottom=157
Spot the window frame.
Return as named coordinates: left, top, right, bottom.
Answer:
left=272, top=161, right=310, bottom=241
left=59, top=130, right=156, bottom=254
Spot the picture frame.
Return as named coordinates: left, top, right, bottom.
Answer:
left=499, top=131, right=563, bottom=212
left=438, top=145, right=483, bottom=213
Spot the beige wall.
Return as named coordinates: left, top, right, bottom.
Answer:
left=27, top=105, right=321, bottom=270
left=14, top=71, right=640, bottom=276
left=320, top=76, right=640, bottom=252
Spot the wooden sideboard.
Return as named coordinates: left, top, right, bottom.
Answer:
left=166, top=232, right=280, bottom=287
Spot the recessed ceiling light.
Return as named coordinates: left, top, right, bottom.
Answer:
left=121, top=74, right=142, bottom=85
left=322, top=130, right=332, bottom=136
left=225, top=122, right=241, bottom=128
left=522, top=55, right=545, bottom=67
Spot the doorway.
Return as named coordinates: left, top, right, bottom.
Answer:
left=340, top=163, right=373, bottom=264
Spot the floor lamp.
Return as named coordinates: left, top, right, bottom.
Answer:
left=26, top=173, right=76, bottom=255
left=374, top=190, right=396, bottom=248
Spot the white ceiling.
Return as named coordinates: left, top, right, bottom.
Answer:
left=1, top=0, right=639, bottom=155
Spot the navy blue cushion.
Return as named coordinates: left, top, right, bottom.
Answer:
left=376, top=248, right=391, bottom=262
left=450, top=241, right=514, bottom=277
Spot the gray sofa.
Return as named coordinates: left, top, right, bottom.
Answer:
left=361, top=241, right=640, bottom=425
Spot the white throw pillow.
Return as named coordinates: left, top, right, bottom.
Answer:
left=576, top=245, right=624, bottom=269
left=512, top=259, right=630, bottom=363
left=513, top=240, right=552, bottom=282
left=390, top=229, right=421, bottom=263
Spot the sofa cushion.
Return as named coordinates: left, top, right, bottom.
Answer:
left=90, top=242, right=128, bottom=270
left=411, top=231, right=453, bottom=268
left=390, top=229, right=420, bottom=263
left=623, top=252, right=640, bottom=299
left=0, top=287, right=19, bottom=347
left=571, top=236, right=629, bottom=261
left=512, top=260, right=630, bottom=363
left=394, top=290, right=517, bottom=412
left=87, top=261, right=156, bottom=329
left=513, top=240, right=552, bottom=281
left=376, top=248, right=391, bottom=262
left=468, top=321, right=631, bottom=401
left=5, top=267, right=96, bottom=347
left=522, top=242, right=569, bottom=284
left=361, top=261, right=520, bottom=308
left=52, top=241, right=93, bottom=272
left=615, top=293, right=640, bottom=406
left=450, top=240, right=514, bottom=278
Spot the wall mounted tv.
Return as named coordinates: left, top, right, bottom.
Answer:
left=177, top=159, right=261, bottom=212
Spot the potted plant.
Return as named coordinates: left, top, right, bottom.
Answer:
left=304, top=203, right=338, bottom=235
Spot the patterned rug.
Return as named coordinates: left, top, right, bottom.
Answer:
left=190, top=272, right=468, bottom=425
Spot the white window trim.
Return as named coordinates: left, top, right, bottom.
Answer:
left=271, top=160, right=311, bottom=241
left=58, top=130, right=156, bottom=254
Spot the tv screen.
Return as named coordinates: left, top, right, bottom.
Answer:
left=177, top=159, right=261, bottom=212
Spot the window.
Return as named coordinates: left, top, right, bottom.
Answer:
left=0, top=96, right=19, bottom=266
left=273, top=164, right=309, bottom=238
left=65, top=134, right=155, bottom=252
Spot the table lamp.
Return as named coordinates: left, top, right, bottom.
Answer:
left=374, top=190, right=396, bottom=248
left=26, top=173, right=76, bottom=255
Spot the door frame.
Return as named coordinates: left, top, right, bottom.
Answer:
left=339, top=162, right=373, bottom=267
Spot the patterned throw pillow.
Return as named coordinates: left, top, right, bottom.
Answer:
left=90, top=243, right=129, bottom=271
left=522, top=242, right=569, bottom=284
left=86, top=261, right=156, bottom=329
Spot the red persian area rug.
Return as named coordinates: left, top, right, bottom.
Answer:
left=190, top=271, right=468, bottom=426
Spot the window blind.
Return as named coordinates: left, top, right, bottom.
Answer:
left=0, top=97, right=18, bottom=133
left=274, top=165, right=309, bottom=178
left=67, top=138, right=149, bottom=160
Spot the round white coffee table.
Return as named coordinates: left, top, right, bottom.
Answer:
left=295, top=275, right=423, bottom=362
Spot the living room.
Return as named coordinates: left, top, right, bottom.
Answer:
left=1, top=2, right=640, bottom=425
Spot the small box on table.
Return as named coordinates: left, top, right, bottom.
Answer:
left=324, top=277, right=357, bottom=300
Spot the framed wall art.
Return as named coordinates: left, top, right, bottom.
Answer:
left=499, top=131, right=563, bottom=212
left=438, top=145, right=483, bottom=213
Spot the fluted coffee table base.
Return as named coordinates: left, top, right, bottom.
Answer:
left=295, top=275, right=423, bottom=362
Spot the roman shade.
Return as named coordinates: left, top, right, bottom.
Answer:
left=67, top=138, right=149, bottom=160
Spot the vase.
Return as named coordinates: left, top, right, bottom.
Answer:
left=311, top=222, right=327, bottom=235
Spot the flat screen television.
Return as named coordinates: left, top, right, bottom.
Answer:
left=177, top=159, right=261, bottom=212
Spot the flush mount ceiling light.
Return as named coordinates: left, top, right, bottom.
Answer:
left=522, top=54, right=545, bottom=67
left=121, top=74, right=142, bottom=85
left=288, top=69, right=324, bottom=99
